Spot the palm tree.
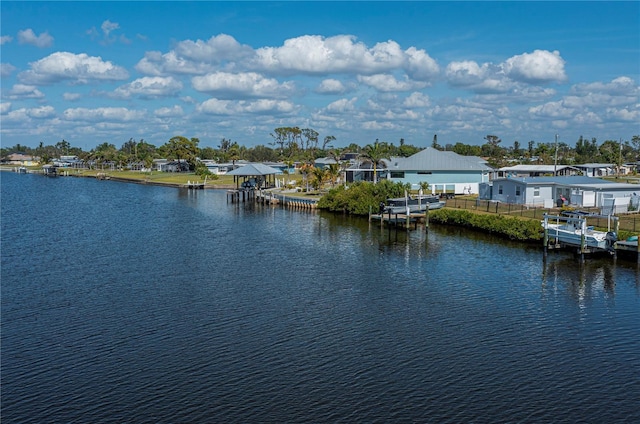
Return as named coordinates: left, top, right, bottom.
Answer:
left=361, top=140, right=389, bottom=184
left=310, top=166, right=328, bottom=191
left=299, top=162, right=314, bottom=191
left=326, top=163, right=341, bottom=187
left=228, top=143, right=241, bottom=169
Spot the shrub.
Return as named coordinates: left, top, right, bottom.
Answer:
left=318, top=180, right=409, bottom=215
left=430, top=209, right=543, bottom=241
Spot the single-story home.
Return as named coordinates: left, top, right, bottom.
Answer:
left=2, top=153, right=40, bottom=166
left=345, top=147, right=492, bottom=194
left=495, top=164, right=578, bottom=178
left=483, top=175, right=640, bottom=213
left=53, top=155, right=83, bottom=168
left=573, top=163, right=628, bottom=177
left=201, top=160, right=235, bottom=175
left=156, top=159, right=190, bottom=172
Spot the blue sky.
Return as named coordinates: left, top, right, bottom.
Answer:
left=1, top=1, right=638, bottom=151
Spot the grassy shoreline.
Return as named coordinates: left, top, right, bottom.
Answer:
left=3, top=166, right=237, bottom=189
left=5, top=166, right=636, bottom=241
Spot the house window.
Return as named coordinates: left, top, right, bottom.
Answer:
left=390, top=171, right=404, bottom=178
left=417, top=171, right=432, bottom=175
left=516, top=186, right=521, bottom=196
left=498, top=185, right=503, bottom=195
left=534, top=187, right=540, bottom=197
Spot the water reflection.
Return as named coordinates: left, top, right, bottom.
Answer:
left=541, top=253, right=639, bottom=308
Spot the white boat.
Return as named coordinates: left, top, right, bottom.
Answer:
left=542, top=214, right=617, bottom=251
left=383, top=194, right=445, bottom=214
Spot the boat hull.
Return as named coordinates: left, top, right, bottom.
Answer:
left=544, top=223, right=615, bottom=250
left=383, top=196, right=445, bottom=214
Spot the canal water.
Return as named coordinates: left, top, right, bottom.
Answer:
left=2, top=172, right=639, bottom=423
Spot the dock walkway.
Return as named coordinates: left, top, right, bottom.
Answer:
left=370, top=212, right=427, bottom=230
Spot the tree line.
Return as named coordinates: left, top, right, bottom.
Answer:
left=3, top=127, right=639, bottom=173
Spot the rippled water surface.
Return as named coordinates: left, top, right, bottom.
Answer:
left=2, top=172, right=639, bottom=423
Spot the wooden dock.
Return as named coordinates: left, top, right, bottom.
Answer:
left=615, top=239, right=639, bottom=261
left=370, top=212, right=426, bottom=230
left=185, top=181, right=205, bottom=189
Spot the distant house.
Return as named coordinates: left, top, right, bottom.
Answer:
left=495, top=164, right=578, bottom=178
left=484, top=175, right=640, bottom=213
left=53, top=155, right=83, bottom=168
left=351, top=147, right=492, bottom=194
left=2, top=153, right=39, bottom=166
left=155, top=159, right=190, bottom=172
left=201, top=160, right=233, bottom=175
left=263, top=162, right=289, bottom=173
left=574, top=163, right=616, bottom=177
left=314, top=157, right=338, bottom=169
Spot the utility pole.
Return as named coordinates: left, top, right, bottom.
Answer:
left=554, top=134, right=558, bottom=176
left=619, top=137, right=623, bottom=177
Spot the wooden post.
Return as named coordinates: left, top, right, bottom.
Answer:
left=425, top=206, right=429, bottom=232
left=543, top=214, right=548, bottom=256
left=580, top=218, right=586, bottom=262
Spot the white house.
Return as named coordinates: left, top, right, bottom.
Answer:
left=381, top=147, right=492, bottom=195
left=495, top=164, right=578, bottom=178
left=574, top=163, right=616, bottom=177
left=485, top=176, right=640, bottom=213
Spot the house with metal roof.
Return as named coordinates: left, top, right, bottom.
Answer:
left=495, top=164, right=578, bottom=178
left=314, top=157, right=338, bottom=169
left=485, top=175, right=640, bottom=213
left=346, top=147, right=492, bottom=194
left=573, top=163, right=631, bottom=177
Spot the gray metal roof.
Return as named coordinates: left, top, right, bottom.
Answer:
left=498, top=164, right=575, bottom=172
left=389, top=147, right=492, bottom=172
left=226, top=163, right=281, bottom=176
left=496, top=175, right=640, bottom=190
left=575, top=163, right=614, bottom=168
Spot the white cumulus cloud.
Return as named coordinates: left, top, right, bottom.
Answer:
left=358, top=74, right=427, bottom=92
left=404, top=47, right=439, bottom=81
left=17, top=29, right=53, bottom=48
left=325, top=97, right=358, bottom=113
left=528, top=100, right=575, bottom=118
left=28, top=105, right=56, bottom=118
left=63, top=107, right=145, bottom=122
left=154, top=105, right=184, bottom=117
left=174, top=34, right=253, bottom=62
left=197, top=98, right=294, bottom=115
left=403, top=92, right=430, bottom=108
left=114, top=76, right=183, bottom=99
left=316, top=78, right=348, bottom=94
left=63, top=92, right=81, bottom=101
left=4, top=84, right=45, bottom=100
left=504, top=50, right=566, bottom=83
left=101, top=20, right=120, bottom=37
left=251, top=34, right=437, bottom=79
left=1, top=63, right=17, bottom=77
left=19, top=52, right=129, bottom=85
left=192, top=72, right=295, bottom=98
left=571, top=76, right=639, bottom=96
left=135, top=50, right=215, bottom=76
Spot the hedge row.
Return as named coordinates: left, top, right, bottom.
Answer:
left=429, top=208, right=543, bottom=241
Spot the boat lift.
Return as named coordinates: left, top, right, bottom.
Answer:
left=543, top=212, right=619, bottom=257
